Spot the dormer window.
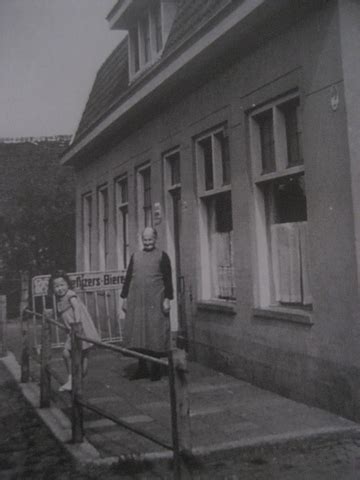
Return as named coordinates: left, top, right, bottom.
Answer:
left=129, top=4, right=162, bottom=77
left=107, top=0, right=177, bottom=80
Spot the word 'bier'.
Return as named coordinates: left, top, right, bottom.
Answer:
left=73, top=272, right=125, bottom=290
left=32, top=270, right=126, bottom=297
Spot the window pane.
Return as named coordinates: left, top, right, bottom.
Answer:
left=102, top=189, right=109, bottom=263
left=83, top=195, right=92, bottom=270
left=119, top=178, right=128, bottom=204
left=143, top=169, right=151, bottom=206
left=256, top=110, right=275, bottom=174
left=102, top=189, right=109, bottom=220
left=199, top=137, right=214, bottom=191
left=142, top=168, right=152, bottom=227
left=281, top=98, right=303, bottom=167
left=99, top=188, right=109, bottom=269
left=270, top=221, right=311, bottom=306
left=215, top=191, right=232, bottom=232
left=217, top=131, right=231, bottom=185
left=169, top=152, right=180, bottom=186
left=122, top=207, right=129, bottom=267
left=272, top=175, right=307, bottom=223
left=141, top=15, right=150, bottom=63
left=206, top=191, right=235, bottom=300
left=132, top=27, right=140, bottom=72
left=153, top=3, right=163, bottom=52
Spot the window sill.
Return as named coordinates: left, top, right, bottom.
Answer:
left=253, top=306, right=313, bottom=326
left=197, top=300, right=236, bottom=316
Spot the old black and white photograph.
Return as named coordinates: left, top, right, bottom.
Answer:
left=1, top=0, right=360, bottom=478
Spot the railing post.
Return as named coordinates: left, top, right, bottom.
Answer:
left=19, top=270, right=29, bottom=316
left=40, top=313, right=51, bottom=407
left=71, top=322, right=84, bottom=443
left=168, top=348, right=192, bottom=478
left=0, top=295, right=7, bottom=357
left=20, top=309, right=30, bottom=382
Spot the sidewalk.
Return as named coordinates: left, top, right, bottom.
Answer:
left=3, top=319, right=360, bottom=475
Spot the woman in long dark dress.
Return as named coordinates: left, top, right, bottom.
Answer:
left=121, top=227, right=174, bottom=380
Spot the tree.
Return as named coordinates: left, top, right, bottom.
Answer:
left=1, top=174, right=75, bottom=276
left=0, top=137, right=75, bottom=314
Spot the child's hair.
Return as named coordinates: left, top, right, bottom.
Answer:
left=48, top=270, right=72, bottom=295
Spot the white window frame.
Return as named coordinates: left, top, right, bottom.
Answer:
left=250, top=92, right=304, bottom=183
left=98, top=185, right=109, bottom=271
left=250, top=92, right=311, bottom=308
left=163, top=148, right=181, bottom=331
left=82, top=192, right=93, bottom=271
left=196, top=127, right=235, bottom=302
left=115, top=175, right=129, bottom=270
left=129, top=1, right=164, bottom=79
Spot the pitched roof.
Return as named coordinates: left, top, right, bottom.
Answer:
left=163, top=0, right=231, bottom=57
left=75, top=38, right=129, bottom=141
left=72, top=0, right=231, bottom=145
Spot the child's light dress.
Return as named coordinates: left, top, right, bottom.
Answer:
left=56, top=289, right=101, bottom=350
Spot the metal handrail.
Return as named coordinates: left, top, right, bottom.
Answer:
left=22, top=307, right=191, bottom=479
left=76, top=334, right=168, bottom=366
left=77, top=399, right=172, bottom=450
left=25, top=308, right=167, bottom=366
left=24, top=309, right=67, bottom=331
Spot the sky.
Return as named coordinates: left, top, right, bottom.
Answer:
left=0, top=0, right=123, bottom=139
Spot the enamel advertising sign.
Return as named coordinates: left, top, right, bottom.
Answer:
left=32, top=271, right=126, bottom=297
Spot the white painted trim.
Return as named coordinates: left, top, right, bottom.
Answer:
left=251, top=90, right=299, bottom=116
left=62, top=0, right=264, bottom=165
left=249, top=92, right=308, bottom=308
left=254, top=165, right=304, bottom=184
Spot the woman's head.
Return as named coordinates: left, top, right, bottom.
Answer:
left=49, top=270, right=72, bottom=297
left=142, top=227, right=157, bottom=251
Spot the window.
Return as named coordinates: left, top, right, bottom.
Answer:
left=140, top=14, right=151, bottom=65
left=137, top=165, right=152, bottom=230
left=115, top=176, right=129, bottom=270
left=82, top=193, right=92, bottom=271
left=196, top=127, right=236, bottom=301
left=98, top=186, right=109, bottom=271
left=152, top=2, right=163, bottom=53
left=250, top=93, right=311, bottom=308
left=166, top=150, right=181, bottom=188
left=129, top=1, right=164, bottom=78
left=130, top=25, right=140, bottom=73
